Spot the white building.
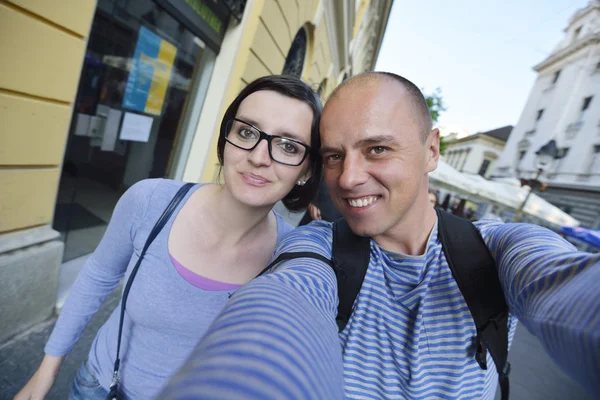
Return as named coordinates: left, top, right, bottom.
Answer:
left=493, top=0, right=600, bottom=229
left=444, top=126, right=513, bottom=178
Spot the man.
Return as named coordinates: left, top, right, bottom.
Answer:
left=160, top=73, right=599, bottom=399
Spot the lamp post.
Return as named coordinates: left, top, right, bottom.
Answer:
left=513, top=140, right=561, bottom=222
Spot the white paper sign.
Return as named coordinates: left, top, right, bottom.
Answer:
left=74, top=113, right=91, bottom=136
left=96, top=104, right=110, bottom=118
left=88, top=116, right=106, bottom=138
left=101, top=109, right=123, bottom=151
left=119, top=112, right=153, bottom=143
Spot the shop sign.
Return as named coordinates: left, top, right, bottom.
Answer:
left=122, top=26, right=177, bottom=116
left=156, top=0, right=230, bottom=53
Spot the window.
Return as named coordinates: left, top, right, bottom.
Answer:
left=519, top=151, right=526, bottom=161
left=478, top=159, right=491, bottom=176
left=536, top=109, right=544, bottom=121
left=591, top=145, right=600, bottom=172
left=554, top=148, right=570, bottom=172
left=596, top=61, right=600, bottom=70
left=574, top=26, right=582, bottom=39
left=552, top=70, right=561, bottom=84
left=582, top=96, right=593, bottom=112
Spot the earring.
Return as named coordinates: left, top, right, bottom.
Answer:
left=297, top=179, right=306, bottom=186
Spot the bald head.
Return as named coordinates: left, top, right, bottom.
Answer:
left=327, top=72, right=433, bottom=142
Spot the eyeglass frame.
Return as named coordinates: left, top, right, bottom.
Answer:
left=224, top=118, right=313, bottom=166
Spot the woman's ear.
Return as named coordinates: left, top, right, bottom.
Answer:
left=300, top=167, right=312, bottom=183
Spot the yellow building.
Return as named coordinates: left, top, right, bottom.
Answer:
left=0, top=0, right=393, bottom=342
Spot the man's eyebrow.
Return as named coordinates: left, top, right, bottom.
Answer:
left=320, top=145, right=339, bottom=155
left=355, top=135, right=399, bottom=147
left=236, top=115, right=306, bottom=142
left=320, top=135, right=399, bottom=155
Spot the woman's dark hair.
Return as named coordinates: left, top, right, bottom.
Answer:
left=217, top=75, right=323, bottom=212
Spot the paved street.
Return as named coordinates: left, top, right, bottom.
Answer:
left=0, top=287, right=121, bottom=400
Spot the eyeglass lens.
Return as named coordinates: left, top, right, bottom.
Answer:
left=226, top=120, right=307, bottom=165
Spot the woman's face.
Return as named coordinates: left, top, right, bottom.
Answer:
left=223, top=90, right=314, bottom=209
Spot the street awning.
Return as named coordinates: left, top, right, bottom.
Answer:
left=430, top=160, right=579, bottom=227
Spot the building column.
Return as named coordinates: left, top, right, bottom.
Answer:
left=0, top=0, right=95, bottom=342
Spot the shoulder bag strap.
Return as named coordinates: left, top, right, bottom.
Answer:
left=110, top=182, right=194, bottom=386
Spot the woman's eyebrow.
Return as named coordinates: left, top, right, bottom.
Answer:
left=237, top=115, right=306, bottom=142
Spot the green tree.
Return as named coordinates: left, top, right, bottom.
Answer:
left=424, top=88, right=448, bottom=155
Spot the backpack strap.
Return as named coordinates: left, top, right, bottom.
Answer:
left=435, top=208, right=511, bottom=400
left=257, top=219, right=370, bottom=333
left=331, top=218, right=371, bottom=332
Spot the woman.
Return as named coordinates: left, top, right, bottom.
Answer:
left=16, top=75, right=322, bottom=400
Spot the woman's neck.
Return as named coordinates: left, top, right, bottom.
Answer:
left=197, top=184, right=275, bottom=246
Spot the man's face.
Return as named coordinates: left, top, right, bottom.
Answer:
left=320, top=81, right=439, bottom=238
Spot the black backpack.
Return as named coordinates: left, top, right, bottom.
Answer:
left=262, top=208, right=511, bottom=400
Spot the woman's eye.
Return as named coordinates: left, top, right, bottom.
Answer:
left=238, top=128, right=257, bottom=139
left=280, top=142, right=299, bottom=154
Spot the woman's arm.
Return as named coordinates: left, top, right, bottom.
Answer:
left=44, top=179, right=157, bottom=356
left=15, top=179, right=158, bottom=400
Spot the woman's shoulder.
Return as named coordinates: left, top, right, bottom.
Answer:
left=273, top=211, right=295, bottom=242
left=127, top=179, right=203, bottom=199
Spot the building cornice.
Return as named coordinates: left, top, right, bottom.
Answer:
left=448, top=132, right=506, bottom=147
left=534, top=33, right=600, bottom=71
left=568, top=3, right=600, bottom=27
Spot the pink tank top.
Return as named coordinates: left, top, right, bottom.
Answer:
left=170, top=254, right=243, bottom=291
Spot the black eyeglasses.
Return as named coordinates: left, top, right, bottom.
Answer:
left=224, top=118, right=312, bottom=166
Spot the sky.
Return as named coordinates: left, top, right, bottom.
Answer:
left=375, top=0, right=588, bottom=135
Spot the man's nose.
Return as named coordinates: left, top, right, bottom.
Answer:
left=248, top=139, right=272, bottom=167
left=338, top=155, right=368, bottom=190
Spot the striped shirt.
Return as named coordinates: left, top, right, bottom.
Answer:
left=160, top=219, right=600, bottom=399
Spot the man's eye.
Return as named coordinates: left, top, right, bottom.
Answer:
left=369, top=146, right=387, bottom=155
left=324, top=154, right=342, bottom=162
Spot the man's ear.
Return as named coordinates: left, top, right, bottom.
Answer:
left=425, top=128, right=440, bottom=173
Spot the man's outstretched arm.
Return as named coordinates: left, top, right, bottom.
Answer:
left=160, top=226, right=343, bottom=399
left=481, top=221, right=600, bottom=394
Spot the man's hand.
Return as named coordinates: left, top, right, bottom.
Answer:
left=308, top=204, right=321, bottom=221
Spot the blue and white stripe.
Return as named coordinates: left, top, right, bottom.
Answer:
left=160, top=219, right=600, bottom=399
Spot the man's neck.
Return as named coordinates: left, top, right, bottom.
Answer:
left=373, top=202, right=438, bottom=256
